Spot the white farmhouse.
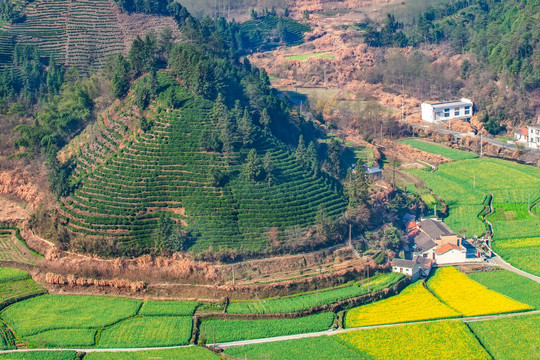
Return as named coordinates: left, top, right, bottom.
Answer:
left=421, top=98, right=473, bottom=124
left=391, top=258, right=420, bottom=281
left=528, top=125, right=540, bottom=149
left=514, top=128, right=529, bottom=143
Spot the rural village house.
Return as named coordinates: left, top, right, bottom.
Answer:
left=514, top=125, right=540, bottom=149
left=421, top=98, right=473, bottom=124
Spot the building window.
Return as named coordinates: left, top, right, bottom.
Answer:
left=465, top=110, right=470, bottom=115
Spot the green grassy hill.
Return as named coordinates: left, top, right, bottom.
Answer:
left=59, top=73, right=347, bottom=255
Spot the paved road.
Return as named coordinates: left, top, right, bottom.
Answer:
left=488, top=253, right=540, bottom=284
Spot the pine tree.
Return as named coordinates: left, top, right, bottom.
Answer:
left=295, top=135, right=306, bottom=165
left=260, top=107, right=271, bottom=136
left=327, top=139, right=342, bottom=178
left=244, top=149, right=262, bottom=181
left=238, top=108, right=255, bottom=147
left=263, top=153, right=274, bottom=187
left=306, top=141, right=319, bottom=176
left=111, top=54, right=130, bottom=99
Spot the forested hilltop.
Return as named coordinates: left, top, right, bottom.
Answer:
left=0, top=0, right=353, bottom=258
left=362, top=0, right=539, bottom=133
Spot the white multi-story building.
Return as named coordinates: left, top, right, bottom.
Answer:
left=421, top=98, right=473, bottom=124
left=528, top=125, right=540, bottom=149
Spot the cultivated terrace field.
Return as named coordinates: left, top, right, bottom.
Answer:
left=226, top=273, right=404, bottom=314
left=60, top=73, right=347, bottom=253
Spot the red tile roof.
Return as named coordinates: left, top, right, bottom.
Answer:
left=515, top=128, right=528, bottom=136
left=435, top=243, right=461, bottom=255
left=407, top=221, right=418, bottom=230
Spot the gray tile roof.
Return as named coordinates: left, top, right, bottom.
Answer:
left=392, top=259, right=416, bottom=268
left=418, top=219, right=455, bottom=239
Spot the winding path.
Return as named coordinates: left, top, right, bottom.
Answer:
left=0, top=310, right=538, bottom=355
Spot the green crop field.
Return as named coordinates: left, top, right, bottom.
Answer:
left=84, top=346, right=221, bottom=360
left=409, top=158, right=540, bottom=273
left=401, top=139, right=478, bottom=160
left=25, top=329, right=97, bottom=348
left=0, top=323, right=15, bottom=350
left=286, top=53, right=335, bottom=62
left=0, top=230, right=42, bottom=264
left=139, top=300, right=199, bottom=316
left=468, top=270, right=540, bottom=308
left=225, top=335, right=365, bottom=360
left=0, top=351, right=78, bottom=360
left=0, top=268, right=45, bottom=309
left=227, top=273, right=404, bottom=314
left=99, top=316, right=193, bottom=348
left=491, top=237, right=540, bottom=277
left=338, top=321, right=491, bottom=360
left=0, top=268, right=29, bottom=282
left=199, top=312, right=334, bottom=343
left=468, top=314, right=540, bottom=360
left=1, top=294, right=141, bottom=337
left=61, top=73, right=347, bottom=252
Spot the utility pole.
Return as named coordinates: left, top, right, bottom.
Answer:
left=434, top=204, right=437, bottom=218
left=480, top=133, right=483, bottom=156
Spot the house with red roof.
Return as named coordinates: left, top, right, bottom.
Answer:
left=514, top=128, right=529, bottom=143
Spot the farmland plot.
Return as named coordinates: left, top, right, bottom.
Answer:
left=84, top=347, right=221, bottom=360
left=225, top=335, right=365, bottom=360
left=199, top=312, right=334, bottom=343
left=468, top=314, right=540, bottom=360
left=139, top=300, right=199, bottom=316
left=468, top=269, right=540, bottom=308
left=344, top=281, right=459, bottom=328
left=492, top=237, right=540, bottom=276
left=0, top=351, right=78, bottom=360
left=25, top=329, right=96, bottom=348
left=0, top=271, right=45, bottom=309
left=227, top=273, right=404, bottom=314
left=99, top=316, right=193, bottom=348
left=401, top=139, right=478, bottom=160
left=427, top=267, right=531, bottom=316
left=1, top=295, right=141, bottom=337
left=338, top=321, right=491, bottom=360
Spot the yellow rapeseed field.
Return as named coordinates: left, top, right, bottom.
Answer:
left=344, top=281, right=460, bottom=328
left=427, top=267, right=531, bottom=316
left=337, top=321, right=491, bottom=360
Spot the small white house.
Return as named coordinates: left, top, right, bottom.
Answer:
left=392, top=259, right=420, bottom=281
left=421, top=98, right=473, bottom=124
left=528, top=125, right=540, bottom=149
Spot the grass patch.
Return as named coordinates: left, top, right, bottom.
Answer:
left=225, top=335, right=365, bottom=360
left=401, top=139, right=478, bottom=160
left=468, top=269, right=540, bottom=308
left=99, top=316, right=193, bottom=348
left=0, top=268, right=29, bottom=282
left=468, top=314, right=540, bottom=360
left=199, top=312, right=334, bottom=343
left=338, top=321, right=491, bottom=360
left=427, top=267, right=531, bottom=316
left=285, top=53, right=335, bottom=62
left=344, top=281, right=459, bottom=328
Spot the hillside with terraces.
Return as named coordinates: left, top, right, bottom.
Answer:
left=0, top=0, right=180, bottom=71
left=58, top=72, right=347, bottom=255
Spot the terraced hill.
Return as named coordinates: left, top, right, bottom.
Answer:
left=59, top=73, right=347, bottom=254
left=0, top=0, right=180, bottom=70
